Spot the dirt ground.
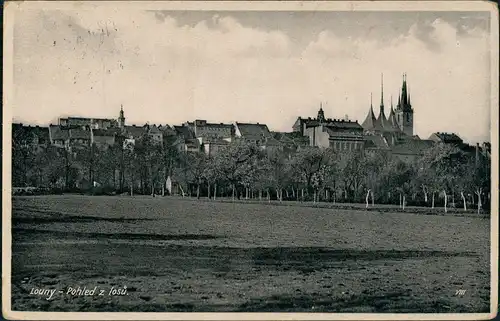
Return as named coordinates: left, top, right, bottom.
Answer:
left=10, top=195, right=491, bottom=312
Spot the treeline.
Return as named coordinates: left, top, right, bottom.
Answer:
left=12, top=135, right=490, bottom=213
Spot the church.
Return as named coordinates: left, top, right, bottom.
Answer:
left=362, top=74, right=414, bottom=138
left=361, top=74, right=434, bottom=161
left=292, top=74, right=436, bottom=162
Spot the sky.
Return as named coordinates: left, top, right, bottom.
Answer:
left=11, top=4, right=493, bottom=143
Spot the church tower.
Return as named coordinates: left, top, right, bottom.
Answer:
left=118, top=104, right=126, bottom=128
left=377, top=73, right=389, bottom=129
left=317, top=103, right=326, bottom=123
left=395, top=74, right=414, bottom=136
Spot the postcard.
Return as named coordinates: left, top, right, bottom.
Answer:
left=2, top=1, right=498, bottom=320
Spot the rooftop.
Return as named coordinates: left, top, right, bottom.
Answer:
left=236, top=122, right=272, bottom=138
left=391, top=139, right=435, bottom=155
left=123, top=125, right=146, bottom=138
left=432, top=132, right=463, bottom=143
left=364, top=135, right=390, bottom=150
left=92, top=128, right=121, bottom=137
left=174, top=125, right=196, bottom=140
left=69, top=129, right=91, bottom=140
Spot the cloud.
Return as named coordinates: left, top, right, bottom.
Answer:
left=12, top=9, right=491, bottom=144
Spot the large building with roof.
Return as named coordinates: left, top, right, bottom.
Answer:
left=429, top=132, right=464, bottom=145
left=293, top=105, right=365, bottom=152
left=179, top=120, right=234, bottom=155
left=184, top=120, right=234, bottom=140
left=172, top=124, right=201, bottom=153
left=234, top=122, right=283, bottom=152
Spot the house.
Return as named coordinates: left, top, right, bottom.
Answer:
left=48, top=125, right=91, bottom=150
left=67, top=128, right=91, bottom=148
left=146, top=124, right=163, bottom=145
left=234, top=122, right=272, bottom=140
left=428, top=132, right=464, bottom=145
left=184, top=120, right=234, bottom=141
left=159, top=124, right=177, bottom=138
left=123, top=125, right=146, bottom=141
left=390, top=139, right=435, bottom=163
left=428, top=132, right=489, bottom=162
left=48, top=125, right=69, bottom=148
left=173, top=120, right=233, bottom=154
left=234, top=122, right=283, bottom=152
left=173, top=125, right=200, bottom=153
left=199, top=137, right=230, bottom=156
left=91, top=128, right=121, bottom=149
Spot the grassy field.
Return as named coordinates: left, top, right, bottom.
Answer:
left=10, top=195, right=491, bottom=312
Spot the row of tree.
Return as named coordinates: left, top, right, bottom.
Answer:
left=12, top=135, right=491, bottom=213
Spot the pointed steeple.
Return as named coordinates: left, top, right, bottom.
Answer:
left=362, top=93, right=379, bottom=131
left=375, top=74, right=389, bottom=130
left=118, top=104, right=125, bottom=128
left=317, top=102, right=325, bottom=123
left=401, top=73, right=408, bottom=106
left=387, top=96, right=400, bottom=132
left=380, top=73, right=384, bottom=109
left=395, top=73, right=414, bottom=136
left=377, top=73, right=387, bottom=127
left=397, top=89, right=401, bottom=110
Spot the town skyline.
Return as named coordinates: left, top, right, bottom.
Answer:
left=12, top=6, right=492, bottom=144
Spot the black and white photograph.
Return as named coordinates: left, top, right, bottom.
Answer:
left=2, top=1, right=498, bottom=319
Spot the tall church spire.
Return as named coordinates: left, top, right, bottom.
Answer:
left=380, top=73, right=384, bottom=107
left=118, top=104, right=125, bottom=128
left=376, top=75, right=388, bottom=129
left=317, top=102, right=325, bottom=123
left=401, top=73, right=408, bottom=106
left=395, top=73, right=414, bottom=136
left=397, top=89, right=401, bottom=109
left=362, top=93, right=377, bottom=131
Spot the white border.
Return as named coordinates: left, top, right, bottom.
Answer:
left=2, top=1, right=498, bottom=320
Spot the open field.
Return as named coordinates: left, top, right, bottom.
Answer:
left=10, top=195, right=491, bottom=312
